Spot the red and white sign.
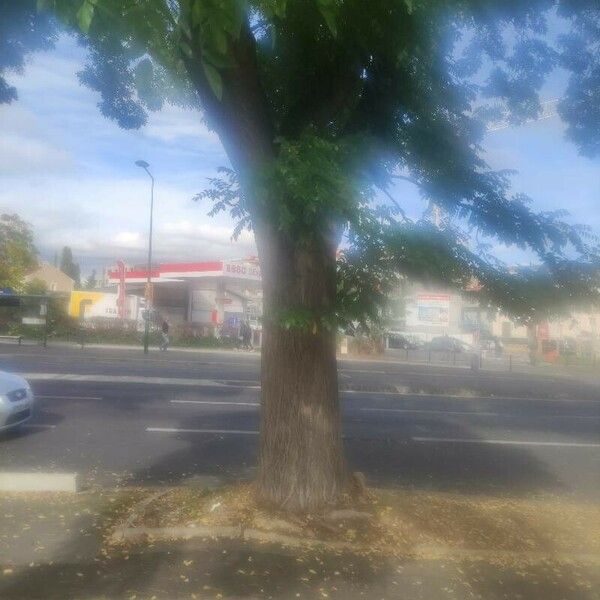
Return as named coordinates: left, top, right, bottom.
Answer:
left=107, top=260, right=261, bottom=283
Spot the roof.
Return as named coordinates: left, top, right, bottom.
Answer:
left=107, top=260, right=261, bottom=283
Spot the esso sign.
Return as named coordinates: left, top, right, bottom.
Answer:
left=223, top=262, right=261, bottom=280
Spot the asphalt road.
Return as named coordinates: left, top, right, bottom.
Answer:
left=1, top=344, right=599, bottom=499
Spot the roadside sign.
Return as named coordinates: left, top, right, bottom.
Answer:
left=22, top=317, right=46, bottom=325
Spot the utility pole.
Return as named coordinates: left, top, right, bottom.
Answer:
left=135, top=160, right=155, bottom=355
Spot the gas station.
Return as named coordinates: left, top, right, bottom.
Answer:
left=104, top=257, right=263, bottom=344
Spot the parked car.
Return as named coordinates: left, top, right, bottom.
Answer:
left=0, top=371, right=34, bottom=432
left=427, top=335, right=473, bottom=353
left=388, top=333, right=422, bottom=350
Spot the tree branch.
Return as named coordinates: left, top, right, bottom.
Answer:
left=181, top=18, right=274, bottom=174
left=376, top=185, right=411, bottom=222
left=281, top=59, right=362, bottom=137
left=392, top=174, right=421, bottom=188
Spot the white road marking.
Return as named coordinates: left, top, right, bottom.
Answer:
left=18, top=372, right=600, bottom=404
left=412, top=437, right=600, bottom=448
left=23, top=424, right=56, bottom=429
left=37, top=395, right=103, bottom=400
left=342, top=389, right=600, bottom=403
left=170, top=400, right=260, bottom=407
left=11, top=353, right=258, bottom=368
left=146, top=427, right=259, bottom=435
left=360, top=407, right=600, bottom=419
left=22, top=373, right=259, bottom=388
left=361, top=408, right=501, bottom=417
left=168, top=399, right=599, bottom=421
left=341, top=369, right=389, bottom=375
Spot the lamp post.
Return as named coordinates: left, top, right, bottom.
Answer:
left=135, top=160, right=154, bottom=354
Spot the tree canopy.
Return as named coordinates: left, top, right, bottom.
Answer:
left=3, top=1, right=599, bottom=326
left=23, top=276, right=48, bottom=295
left=84, top=269, right=97, bottom=289
left=59, top=246, right=81, bottom=287
left=0, top=213, right=38, bottom=291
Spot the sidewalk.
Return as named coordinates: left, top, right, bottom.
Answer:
left=14, top=338, right=261, bottom=357
left=9, top=338, right=600, bottom=382
left=1, top=489, right=599, bottom=600
left=0, top=340, right=600, bottom=384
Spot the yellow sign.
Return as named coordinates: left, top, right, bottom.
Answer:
left=68, top=290, right=105, bottom=318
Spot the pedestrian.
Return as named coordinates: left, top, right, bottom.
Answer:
left=528, top=335, right=538, bottom=366
left=242, top=320, right=252, bottom=350
left=160, top=319, right=170, bottom=351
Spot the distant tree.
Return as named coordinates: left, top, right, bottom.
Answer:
left=5, top=0, right=600, bottom=511
left=84, top=269, right=97, bottom=290
left=0, top=213, right=38, bottom=290
left=59, top=246, right=80, bottom=287
left=23, top=277, right=47, bottom=295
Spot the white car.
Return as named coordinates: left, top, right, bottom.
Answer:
left=0, top=371, right=34, bottom=432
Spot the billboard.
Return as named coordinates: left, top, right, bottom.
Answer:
left=406, top=293, right=450, bottom=326
left=69, top=291, right=141, bottom=321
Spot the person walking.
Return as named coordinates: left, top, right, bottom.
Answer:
left=242, top=320, right=252, bottom=350
left=160, top=319, right=170, bottom=351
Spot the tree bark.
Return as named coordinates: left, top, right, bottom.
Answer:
left=256, top=230, right=348, bottom=513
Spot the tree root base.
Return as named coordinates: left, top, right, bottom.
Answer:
left=106, top=482, right=600, bottom=564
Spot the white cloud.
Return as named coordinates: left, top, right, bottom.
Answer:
left=142, top=104, right=220, bottom=146
left=0, top=175, right=254, bottom=271
left=0, top=104, right=75, bottom=175
left=0, top=133, right=74, bottom=175
left=113, top=231, right=144, bottom=248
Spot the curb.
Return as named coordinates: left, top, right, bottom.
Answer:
left=109, top=526, right=600, bottom=564
left=111, top=524, right=359, bottom=552
left=0, top=472, right=79, bottom=493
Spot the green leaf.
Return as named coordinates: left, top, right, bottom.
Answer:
left=230, top=1, right=244, bottom=39
left=316, top=0, right=337, bottom=37
left=273, top=0, right=287, bottom=19
left=191, top=0, right=206, bottom=27
left=202, top=60, right=223, bottom=100
left=212, top=28, right=228, bottom=55
left=76, top=0, right=95, bottom=33
left=179, top=39, right=193, bottom=58
left=404, top=0, right=414, bottom=14
left=202, top=46, right=235, bottom=69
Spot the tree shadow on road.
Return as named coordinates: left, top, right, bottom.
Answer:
left=125, top=408, right=566, bottom=499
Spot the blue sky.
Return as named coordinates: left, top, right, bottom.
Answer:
left=0, top=32, right=598, bottom=277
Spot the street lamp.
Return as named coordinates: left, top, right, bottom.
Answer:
left=135, top=159, right=154, bottom=355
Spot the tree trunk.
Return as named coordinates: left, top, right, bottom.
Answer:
left=182, top=25, right=348, bottom=512
left=256, top=231, right=348, bottom=512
